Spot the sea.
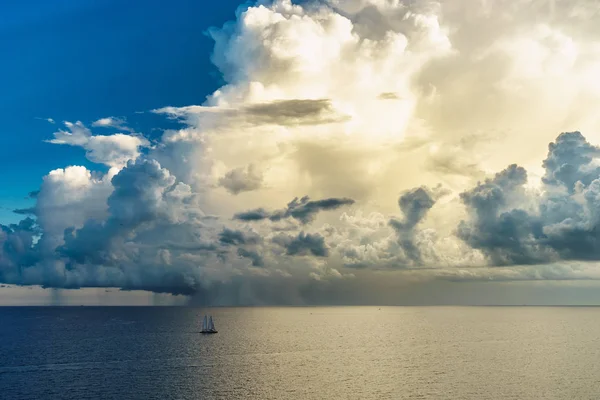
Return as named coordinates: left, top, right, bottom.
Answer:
left=1, top=306, right=600, bottom=399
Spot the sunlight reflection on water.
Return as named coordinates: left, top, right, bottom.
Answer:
left=1, top=306, right=599, bottom=399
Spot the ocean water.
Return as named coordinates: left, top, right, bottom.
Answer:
left=1, top=307, right=600, bottom=399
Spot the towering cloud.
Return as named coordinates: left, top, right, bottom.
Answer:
left=4, top=0, right=600, bottom=303
left=390, top=186, right=446, bottom=263
left=458, top=132, right=600, bottom=266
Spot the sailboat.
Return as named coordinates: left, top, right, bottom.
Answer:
left=201, top=314, right=218, bottom=334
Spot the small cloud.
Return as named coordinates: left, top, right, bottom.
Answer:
left=273, top=232, right=329, bottom=257
left=35, top=117, right=55, bottom=124
left=13, top=207, right=35, bottom=215
left=378, top=92, right=400, bottom=100
left=92, top=117, right=133, bottom=132
left=237, top=248, right=264, bottom=267
left=154, top=99, right=351, bottom=127
left=243, top=99, right=351, bottom=126
left=218, top=228, right=261, bottom=246
left=218, top=164, right=263, bottom=195
left=47, top=121, right=148, bottom=168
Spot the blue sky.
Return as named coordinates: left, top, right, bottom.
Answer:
left=0, top=0, right=245, bottom=224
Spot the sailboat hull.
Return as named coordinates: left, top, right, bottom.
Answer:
left=200, top=330, right=218, bottom=334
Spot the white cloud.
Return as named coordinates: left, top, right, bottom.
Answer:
left=48, top=121, right=149, bottom=168
left=92, top=116, right=134, bottom=132
left=6, top=0, right=600, bottom=304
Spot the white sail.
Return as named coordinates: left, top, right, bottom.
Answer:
left=202, top=315, right=208, bottom=331
left=208, top=316, right=215, bottom=331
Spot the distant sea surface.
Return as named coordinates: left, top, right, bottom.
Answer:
left=1, top=306, right=600, bottom=399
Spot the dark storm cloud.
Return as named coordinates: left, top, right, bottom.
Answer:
left=273, top=232, right=329, bottom=257
left=390, top=186, right=441, bottom=263
left=458, top=132, right=600, bottom=265
left=233, top=208, right=272, bottom=221
left=0, top=156, right=281, bottom=296
left=159, top=241, right=218, bottom=252
left=456, top=164, right=549, bottom=265
left=58, top=158, right=177, bottom=265
left=0, top=218, right=40, bottom=276
left=219, top=228, right=260, bottom=246
left=234, top=196, right=355, bottom=224
left=237, top=248, right=264, bottom=267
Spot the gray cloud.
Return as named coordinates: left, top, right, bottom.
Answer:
left=0, top=218, right=40, bottom=277
left=234, top=196, right=355, bottom=224
left=244, top=99, right=351, bottom=126
left=219, top=228, right=261, bottom=246
left=156, top=99, right=350, bottom=129
left=390, top=186, right=445, bottom=263
left=457, top=164, right=549, bottom=265
left=13, top=208, right=35, bottom=215
left=237, top=248, right=264, bottom=267
left=378, top=92, right=400, bottom=100
left=57, top=158, right=179, bottom=265
left=233, top=208, right=271, bottom=221
left=218, top=164, right=263, bottom=195
left=273, top=232, right=329, bottom=257
left=542, top=131, right=600, bottom=192
left=458, top=132, right=600, bottom=265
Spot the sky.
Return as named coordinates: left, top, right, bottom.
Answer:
left=3, top=0, right=600, bottom=305
left=0, top=0, right=242, bottom=223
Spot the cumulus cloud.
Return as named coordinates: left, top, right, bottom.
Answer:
left=48, top=121, right=148, bottom=168
left=0, top=218, right=40, bottom=277
left=273, top=231, right=329, bottom=257
left=219, top=228, right=261, bottom=246
left=389, top=185, right=447, bottom=263
left=237, top=247, right=264, bottom=267
left=218, top=164, right=263, bottom=194
left=7, top=0, right=600, bottom=304
left=458, top=132, right=600, bottom=266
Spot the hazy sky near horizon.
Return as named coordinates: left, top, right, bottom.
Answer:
left=4, top=0, right=600, bottom=305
